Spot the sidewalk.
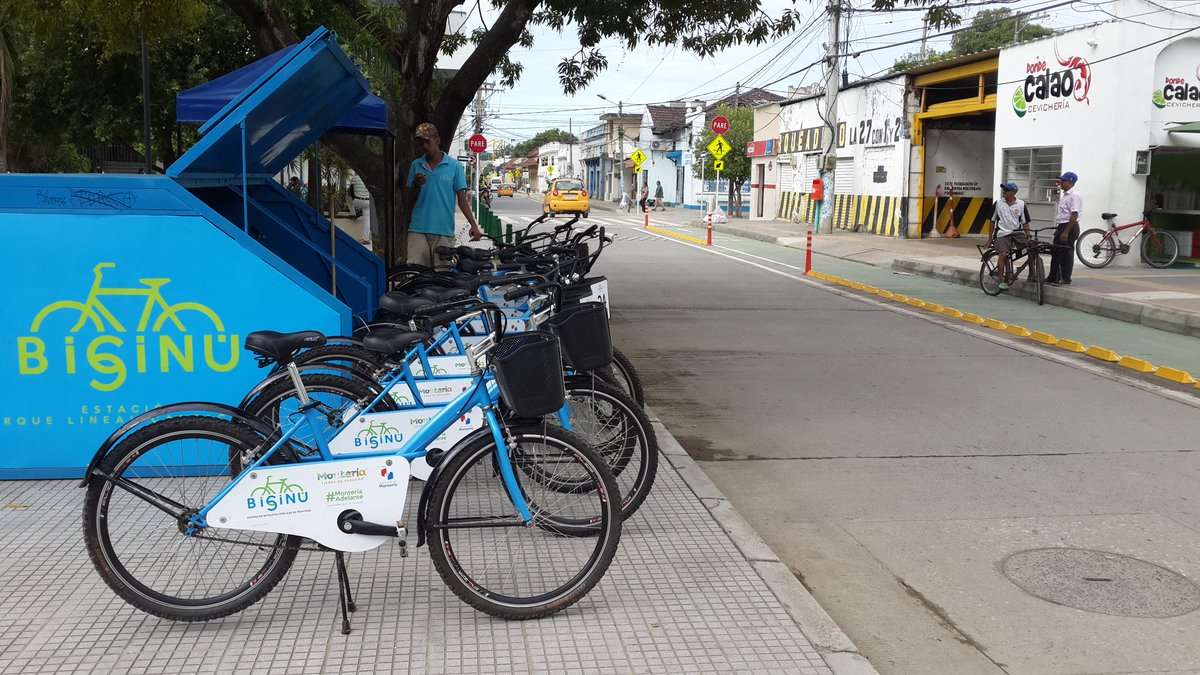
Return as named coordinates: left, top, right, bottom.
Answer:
left=703, top=217, right=1200, bottom=337
left=0, top=411, right=868, bottom=674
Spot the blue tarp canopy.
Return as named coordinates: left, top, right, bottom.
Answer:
left=176, top=40, right=389, bottom=136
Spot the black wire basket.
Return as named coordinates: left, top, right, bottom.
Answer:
left=491, top=330, right=567, bottom=417
left=547, top=301, right=612, bottom=372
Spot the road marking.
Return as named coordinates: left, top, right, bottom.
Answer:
left=631, top=226, right=1200, bottom=409
left=1108, top=290, right=1200, bottom=301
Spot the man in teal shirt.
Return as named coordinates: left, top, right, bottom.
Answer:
left=406, top=122, right=482, bottom=268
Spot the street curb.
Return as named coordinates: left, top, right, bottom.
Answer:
left=890, top=257, right=1200, bottom=338
left=647, top=408, right=879, bottom=675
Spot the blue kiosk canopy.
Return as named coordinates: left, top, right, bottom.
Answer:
left=176, top=41, right=389, bottom=136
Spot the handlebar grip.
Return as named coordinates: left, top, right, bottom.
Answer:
left=554, top=223, right=572, bottom=234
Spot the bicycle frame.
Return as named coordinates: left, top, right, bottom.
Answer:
left=1100, top=217, right=1149, bottom=249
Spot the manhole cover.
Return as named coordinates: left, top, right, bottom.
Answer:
left=1002, top=548, right=1200, bottom=618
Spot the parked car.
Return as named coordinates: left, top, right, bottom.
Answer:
left=497, top=183, right=515, bottom=197
left=542, top=178, right=589, bottom=218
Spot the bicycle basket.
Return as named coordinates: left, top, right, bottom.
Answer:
left=546, top=301, right=612, bottom=371
left=491, top=331, right=567, bottom=418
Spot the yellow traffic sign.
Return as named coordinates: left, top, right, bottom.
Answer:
left=629, top=148, right=647, bottom=165
left=546, top=165, right=555, bottom=176
left=713, top=159, right=725, bottom=172
left=706, top=135, right=732, bottom=160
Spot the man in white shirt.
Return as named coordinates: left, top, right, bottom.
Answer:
left=1048, top=171, right=1081, bottom=285
left=988, top=182, right=1032, bottom=290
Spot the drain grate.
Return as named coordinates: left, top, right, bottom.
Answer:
left=1002, top=547, right=1200, bottom=618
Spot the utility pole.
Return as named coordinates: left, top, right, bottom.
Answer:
left=920, top=17, right=929, bottom=60
left=617, top=101, right=625, bottom=202
left=819, top=1, right=841, bottom=235
left=568, top=118, right=574, bottom=177
left=728, top=82, right=740, bottom=217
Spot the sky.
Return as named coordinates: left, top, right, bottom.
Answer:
left=447, top=0, right=1167, bottom=145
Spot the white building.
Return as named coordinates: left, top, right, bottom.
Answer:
left=634, top=102, right=705, bottom=206
left=535, top=141, right=579, bottom=190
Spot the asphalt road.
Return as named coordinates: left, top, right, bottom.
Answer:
left=492, top=196, right=1200, bottom=675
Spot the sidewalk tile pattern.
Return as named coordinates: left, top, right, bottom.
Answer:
left=0, top=456, right=831, bottom=674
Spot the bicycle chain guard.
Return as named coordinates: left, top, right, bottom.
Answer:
left=206, top=456, right=411, bottom=552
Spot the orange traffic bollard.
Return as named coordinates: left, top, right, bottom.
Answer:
left=706, top=213, right=713, bottom=246
left=805, top=230, right=812, bottom=273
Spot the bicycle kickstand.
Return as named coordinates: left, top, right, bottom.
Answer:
left=334, top=551, right=356, bottom=635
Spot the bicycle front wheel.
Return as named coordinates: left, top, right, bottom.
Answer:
left=426, top=424, right=621, bottom=619
left=1076, top=228, right=1117, bottom=268
left=83, top=416, right=300, bottom=621
left=1142, top=230, right=1179, bottom=268
left=1033, top=255, right=1045, bottom=306
left=979, top=251, right=1002, bottom=296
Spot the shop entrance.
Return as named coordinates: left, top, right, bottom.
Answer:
left=1147, top=148, right=1200, bottom=263
left=909, top=56, right=999, bottom=238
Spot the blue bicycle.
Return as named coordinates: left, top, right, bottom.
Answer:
left=81, top=304, right=621, bottom=629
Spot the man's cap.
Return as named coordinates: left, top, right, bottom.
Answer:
left=414, top=122, right=438, bottom=140
left=999, top=182, right=1019, bottom=193
left=1057, top=171, right=1078, bottom=183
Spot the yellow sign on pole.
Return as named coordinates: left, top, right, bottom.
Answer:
left=629, top=148, right=648, bottom=165
left=712, top=159, right=725, bottom=171
left=706, top=135, right=732, bottom=160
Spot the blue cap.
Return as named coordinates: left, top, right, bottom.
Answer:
left=999, top=182, right=1018, bottom=193
left=1057, top=171, right=1078, bottom=183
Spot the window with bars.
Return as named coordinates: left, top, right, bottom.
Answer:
left=1002, top=146, right=1062, bottom=205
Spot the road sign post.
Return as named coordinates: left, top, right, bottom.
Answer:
left=468, top=134, right=487, bottom=239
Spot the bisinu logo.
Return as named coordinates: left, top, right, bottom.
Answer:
left=16, top=263, right=239, bottom=391
left=354, top=420, right=403, bottom=449
left=246, top=476, right=310, bottom=512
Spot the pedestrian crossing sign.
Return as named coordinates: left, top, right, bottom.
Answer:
left=713, top=159, right=725, bottom=171
left=629, top=148, right=648, bottom=166
left=706, top=135, right=732, bottom=160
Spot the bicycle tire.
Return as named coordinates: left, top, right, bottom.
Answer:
left=1033, top=255, right=1045, bottom=306
left=558, top=376, right=658, bottom=520
left=979, top=251, right=1002, bottom=296
left=425, top=424, right=621, bottom=619
left=606, top=348, right=645, bottom=408
left=1142, top=229, right=1179, bottom=268
left=83, top=416, right=300, bottom=622
left=1076, top=228, right=1116, bottom=268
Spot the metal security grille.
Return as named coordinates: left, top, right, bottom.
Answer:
left=835, top=157, right=856, bottom=194
left=1002, top=146, right=1062, bottom=205
left=802, top=153, right=821, bottom=189
left=779, top=164, right=796, bottom=193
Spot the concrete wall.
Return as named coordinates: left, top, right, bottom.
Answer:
left=924, top=129, right=993, bottom=199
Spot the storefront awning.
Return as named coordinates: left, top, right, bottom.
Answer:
left=1167, top=122, right=1200, bottom=133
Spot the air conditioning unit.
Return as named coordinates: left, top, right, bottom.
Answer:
left=651, top=140, right=663, bottom=150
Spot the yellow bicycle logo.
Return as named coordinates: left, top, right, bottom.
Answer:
left=16, top=263, right=239, bottom=393
left=30, top=263, right=224, bottom=333
left=249, top=476, right=306, bottom=497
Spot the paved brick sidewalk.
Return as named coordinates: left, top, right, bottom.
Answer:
left=0, top=437, right=834, bottom=674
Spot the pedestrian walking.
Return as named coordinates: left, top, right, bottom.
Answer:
left=405, top=122, right=482, bottom=270
left=654, top=180, right=665, bottom=211
left=1046, top=171, right=1081, bottom=285
left=639, top=183, right=649, bottom=213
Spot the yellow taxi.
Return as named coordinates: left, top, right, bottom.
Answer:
left=542, top=178, right=589, bottom=218
left=497, top=183, right=515, bottom=197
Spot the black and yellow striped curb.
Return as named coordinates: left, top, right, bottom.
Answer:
left=806, top=270, right=1200, bottom=388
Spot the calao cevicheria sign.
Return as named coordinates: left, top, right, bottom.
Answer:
left=1012, top=48, right=1092, bottom=118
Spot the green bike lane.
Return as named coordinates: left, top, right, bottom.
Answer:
left=702, top=230, right=1200, bottom=388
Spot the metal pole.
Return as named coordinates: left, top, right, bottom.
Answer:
left=140, top=36, right=153, bottom=173
left=819, top=0, right=841, bottom=235
left=618, top=101, right=625, bottom=203
left=384, top=134, right=394, bottom=272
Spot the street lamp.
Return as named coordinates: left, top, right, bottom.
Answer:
left=598, top=94, right=625, bottom=202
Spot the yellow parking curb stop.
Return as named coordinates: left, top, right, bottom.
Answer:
left=1056, top=339, right=1086, bottom=353
left=1118, top=356, right=1156, bottom=373
left=983, top=318, right=1007, bottom=330
left=905, top=298, right=927, bottom=308
left=1005, top=325, right=1032, bottom=337
left=962, top=313, right=985, bottom=324
left=940, top=307, right=964, bottom=318
left=877, top=290, right=895, bottom=299
left=1085, top=346, right=1121, bottom=362
left=1030, top=331, right=1058, bottom=345
left=1155, top=367, right=1197, bottom=385
left=923, top=303, right=943, bottom=312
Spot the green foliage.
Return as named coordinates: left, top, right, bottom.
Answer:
left=692, top=104, right=752, bottom=185
left=889, top=7, right=1052, bottom=72
left=510, top=129, right=579, bottom=158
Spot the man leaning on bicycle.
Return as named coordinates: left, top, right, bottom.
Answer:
left=988, top=182, right=1033, bottom=290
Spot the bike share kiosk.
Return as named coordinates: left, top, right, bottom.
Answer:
left=0, top=28, right=385, bottom=478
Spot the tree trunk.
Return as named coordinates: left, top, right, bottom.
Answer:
left=0, top=26, right=13, bottom=173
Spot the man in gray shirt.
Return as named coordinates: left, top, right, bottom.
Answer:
left=988, top=182, right=1032, bottom=290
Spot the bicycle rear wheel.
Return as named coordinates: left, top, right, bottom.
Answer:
left=606, top=347, right=645, bottom=408
left=426, top=424, right=621, bottom=619
left=1076, top=228, right=1117, bottom=268
left=82, top=416, right=300, bottom=621
left=1032, top=255, right=1045, bottom=305
left=1142, top=230, right=1179, bottom=268
left=979, top=251, right=1002, bottom=296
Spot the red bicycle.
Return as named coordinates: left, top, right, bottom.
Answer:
left=1076, top=211, right=1179, bottom=269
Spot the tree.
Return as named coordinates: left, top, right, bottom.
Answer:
left=510, top=128, right=577, bottom=158
left=692, top=104, right=752, bottom=218
left=215, top=0, right=807, bottom=263
left=889, top=7, right=1052, bottom=72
